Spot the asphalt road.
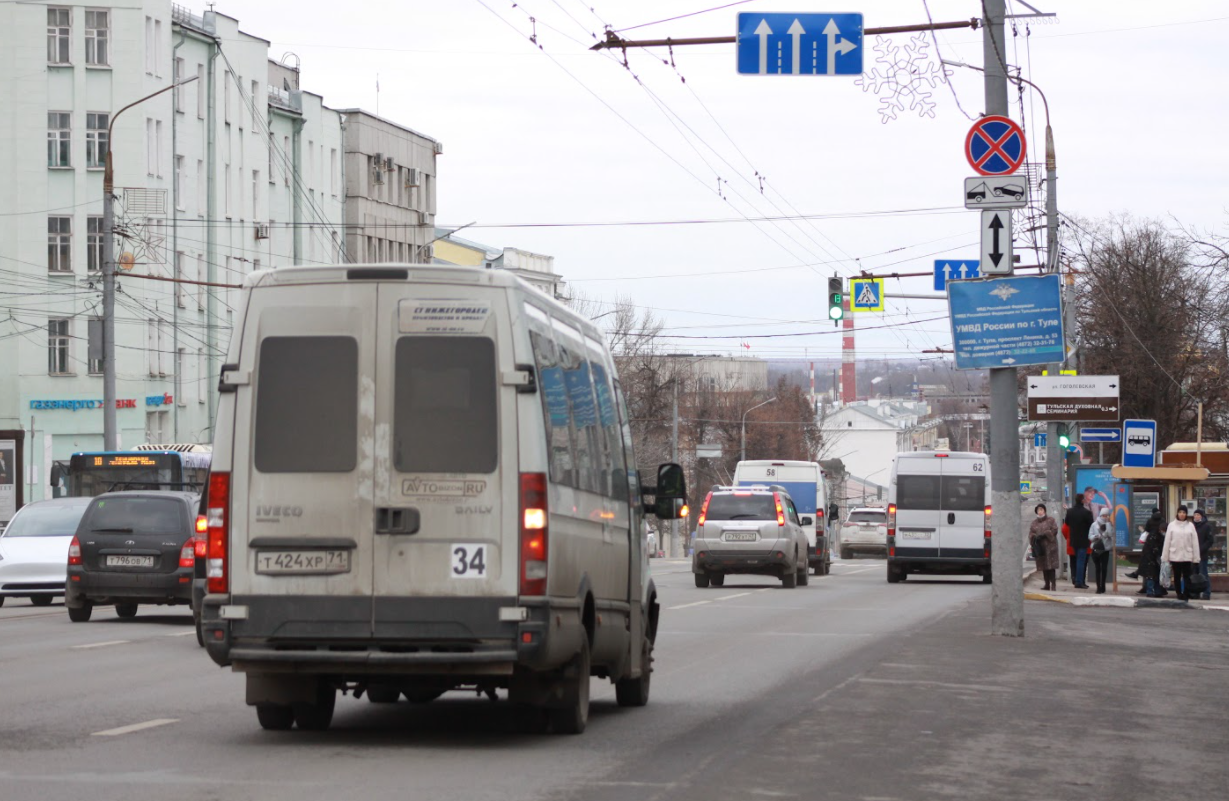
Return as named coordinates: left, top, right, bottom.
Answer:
left=12, top=558, right=1220, bottom=801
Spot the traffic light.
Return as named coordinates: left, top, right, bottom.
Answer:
left=1057, top=423, right=1071, bottom=450
left=828, top=277, right=844, bottom=324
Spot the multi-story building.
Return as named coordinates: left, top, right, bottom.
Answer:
left=434, top=230, right=564, bottom=298
left=0, top=3, right=431, bottom=504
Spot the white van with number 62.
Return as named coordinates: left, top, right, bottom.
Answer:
left=887, top=451, right=991, bottom=584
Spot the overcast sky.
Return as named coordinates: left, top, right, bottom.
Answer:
left=219, top=0, right=1228, bottom=365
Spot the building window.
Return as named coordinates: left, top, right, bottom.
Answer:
left=176, top=348, right=186, bottom=406
left=197, top=64, right=205, bottom=119
left=196, top=254, right=204, bottom=310
left=330, top=149, right=338, bottom=197
left=252, top=170, right=260, bottom=218
left=88, top=317, right=103, bottom=374
left=153, top=19, right=162, bottom=76
left=251, top=80, right=259, bottom=126
left=147, top=319, right=167, bottom=376
left=196, top=159, right=205, bottom=214
left=48, top=112, right=71, bottom=167
left=85, top=112, right=108, bottom=168
left=87, top=216, right=103, bottom=273
left=145, top=118, right=155, bottom=175
left=48, top=216, right=71, bottom=272
left=85, top=9, right=109, bottom=66
left=224, top=166, right=232, bottom=217
left=145, top=410, right=168, bottom=445
left=144, top=16, right=153, bottom=74
left=48, top=319, right=71, bottom=374
left=155, top=120, right=163, bottom=176
left=47, top=8, right=71, bottom=65
left=197, top=348, right=206, bottom=403
left=283, top=136, right=290, bottom=185
left=174, top=57, right=185, bottom=110
left=175, top=156, right=185, bottom=210
left=224, top=72, right=231, bottom=123
left=174, top=251, right=186, bottom=307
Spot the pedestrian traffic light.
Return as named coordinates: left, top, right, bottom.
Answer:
left=1057, top=423, right=1071, bottom=449
left=828, top=277, right=844, bottom=324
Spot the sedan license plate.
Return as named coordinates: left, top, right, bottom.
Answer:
left=256, top=550, right=350, bottom=575
left=106, top=555, right=155, bottom=568
left=723, top=532, right=758, bottom=542
left=899, top=530, right=933, bottom=540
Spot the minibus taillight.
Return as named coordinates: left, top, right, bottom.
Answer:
left=696, top=492, right=713, bottom=527
left=984, top=504, right=992, bottom=550
left=773, top=493, right=785, bottom=527
left=887, top=503, right=897, bottom=537
left=519, top=473, right=548, bottom=597
left=206, top=472, right=231, bottom=594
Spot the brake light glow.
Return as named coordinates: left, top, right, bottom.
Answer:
left=816, top=508, right=824, bottom=519
left=887, top=503, right=897, bottom=539
left=206, top=472, right=231, bottom=594
left=679, top=504, right=689, bottom=518
left=934, top=453, right=949, bottom=458
left=195, top=515, right=207, bottom=534
left=179, top=538, right=196, bottom=569
left=773, top=493, right=785, bottom=527
left=697, top=492, right=713, bottom=527
left=68, top=535, right=82, bottom=566
left=984, top=504, right=992, bottom=545
left=519, top=473, right=548, bottom=597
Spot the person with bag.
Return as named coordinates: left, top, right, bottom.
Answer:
left=1138, top=507, right=1166, bottom=597
left=1192, top=509, right=1215, bottom=601
left=1030, top=504, right=1060, bottom=590
left=1064, top=494, right=1094, bottom=589
left=1088, top=507, right=1114, bottom=594
left=1161, top=506, right=1201, bottom=601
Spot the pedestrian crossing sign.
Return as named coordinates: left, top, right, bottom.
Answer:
left=849, top=278, right=884, bottom=312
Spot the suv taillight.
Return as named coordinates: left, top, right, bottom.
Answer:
left=68, top=535, right=82, bottom=566
left=206, top=472, right=230, bottom=593
left=179, top=538, right=196, bottom=569
left=696, top=492, right=713, bottom=528
left=519, top=472, right=548, bottom=597
left=773, top=493, right=785, bottom=527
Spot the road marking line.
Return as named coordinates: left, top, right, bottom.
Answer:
left=715, top=592, right=753, bottom=601
left=667, top=600, right=713, bottom=610
left=71, top=640, right=130, bottom=650
left=838, top=566, right=880, bottom=575
left=92, top=718, right=179, bottom=737
left=858, top=678, right=1010, bottom=693
left=166, top=630, right=197, bottom=637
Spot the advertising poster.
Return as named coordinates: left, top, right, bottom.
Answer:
left=1073, top=466, right=1130, bottom=548
left=0, top=439, right=15, bottom=526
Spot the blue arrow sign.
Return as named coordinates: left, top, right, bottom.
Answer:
left=1080, top=428, right=1122, bottom=443
left=948, top=274, right=1065, bottom=370
left=934, top=259, right=981, bottom=292
left=1122, top=419, right=1157, bottom=469
left=737, top=13, right=863, bottom=76
left=1033, top=433, right=1047, bottom=447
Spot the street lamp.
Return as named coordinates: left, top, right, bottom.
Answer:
left=741, top=397, right=777, bottom=462
left=102, top=76, right=198, bottom=450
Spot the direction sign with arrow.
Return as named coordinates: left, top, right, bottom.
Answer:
left=736, top=13, right=863, bottom=75
left=981, top=210, right=1013, bottom=275
left=934, top=259, right=981, bottom=292
left=1027, top=375, right=1121, bottom=422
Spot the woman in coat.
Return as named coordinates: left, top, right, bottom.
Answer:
left=1029, top=504, right=1060, bottom=590
left=1088, top=507, right=1115, bottom=594
left=1138, top=508, right=1166, bottom=597
left=1192, top=509, right=1215, bottom=601
left=1161, top=506, right=1201, bottom=601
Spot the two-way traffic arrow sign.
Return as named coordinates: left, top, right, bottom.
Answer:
left=981, top=210, right=1012, bottom=275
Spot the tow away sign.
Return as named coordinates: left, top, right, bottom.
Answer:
left=1027, top=375, right=1121, bottom=422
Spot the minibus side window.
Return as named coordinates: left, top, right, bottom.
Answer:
left=590, top=358, right=626, bottom=501
left=255, top=336, right=358, bottom=473
left=529, top=329, right=573, bottom=486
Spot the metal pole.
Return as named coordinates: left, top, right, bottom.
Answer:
left=741, top=397, right=778, bottom=462
left=206, top=47, right=219, bottom=441
left=983, top=0, right=1024, bottom=637
left=671, top=380, right=679, bottom=558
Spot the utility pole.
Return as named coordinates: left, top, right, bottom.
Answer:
left=670, top=380, right=679, bottom=558
left=102, top=76, right=198, bottom=450
left=983, top=0, right=1024, bottom=637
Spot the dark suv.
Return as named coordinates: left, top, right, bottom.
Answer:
left=65, top=491, right=200, bottom=622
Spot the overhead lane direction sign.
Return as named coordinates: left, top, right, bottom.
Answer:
left=736, top=13, right=863, bottom=76
left=849, top=277, right=884, bottom=312
left=1027, top=375, right=1121, bottom=422
left=1122, top=419, right=1158, bottom=469
left=948, top=274, right=1064, bottom=370
left=980, top=211, right=1013, bottom=275
left=1080, top=428, right=1122, bottom=443
left=964, top=176, right=1029, bottom=210
left=965, top=115, right=1027, bottom=175
left=934, top=259, right=980, bottom=292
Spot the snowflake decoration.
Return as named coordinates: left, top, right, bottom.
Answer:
left=854, top=34, right=952, bottom=124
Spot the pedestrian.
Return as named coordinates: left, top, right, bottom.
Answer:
left=1088, top=507, right=1114, bottom=594
left=1192, top=509, right=1215, bottom=601
left=1138, top=507, right=1166, bottom=597
left=1161, top=506, right=1201, bottom=601
left=1064, top=494, right=1094, bottom=589
left=1029, top=503, right=1060, bottom=590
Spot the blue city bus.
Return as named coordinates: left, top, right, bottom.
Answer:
left=66, top=445, right=211, bottom=497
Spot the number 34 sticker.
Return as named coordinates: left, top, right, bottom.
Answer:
left=451, top=544, right=488, bottom=578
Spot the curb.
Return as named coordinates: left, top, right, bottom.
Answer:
left=1024, top=592, right=1069, bottom=604
left=1023, top=592, right=1227, bottom=611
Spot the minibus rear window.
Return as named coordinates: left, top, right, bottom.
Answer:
left=394, top=336, right=497, bottom=474
left=941, top=476, right=986, bottom=511
left=895, top=474, right=986, bottom=512
left=896, top=475, right=941, bottom=510
left=255, top=336, right=358, bottom=473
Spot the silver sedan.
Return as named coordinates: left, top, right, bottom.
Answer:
left=0, top=496, right=91, bottom=607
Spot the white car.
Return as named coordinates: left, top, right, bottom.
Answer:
left=0, top=497, right=92, bottom=607
left=645, top=523, right=658, bottom=558
left=838, top=507, right=888, bottom=559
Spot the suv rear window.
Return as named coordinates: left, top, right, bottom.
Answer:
left=847, top=511, right=885, bottom=523
left=87, top=496, right=185, bottom=535
left=255, top=336, right=358, bottom=473
left=705, top=493, right=776, bottom=521
left=394, top=336, right=497, bottom=474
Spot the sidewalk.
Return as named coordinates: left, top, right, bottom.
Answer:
left=1023, top=561, right=1228, bottom=611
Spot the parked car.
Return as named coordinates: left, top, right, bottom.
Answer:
left=838, top=507, right=888, bottom=559
left=0, top=497, right=92, bottom=607
left=691, top=485, right=810, bottom=588
left=65, top=491, right=200, bottom=622
left=645, top=522, right=658, bottom=558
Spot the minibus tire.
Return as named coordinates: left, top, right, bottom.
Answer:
left=256, top=704, right=295, bottom=731
left=549, top=640, right=590, bottom=735
left=293, top=684, right=336, bottom=731
left=615, top=634, right=652, bottom=708
left=367, top=686, right=400, bottom=704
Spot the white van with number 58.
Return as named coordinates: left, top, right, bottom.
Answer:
left=886, top=451, right=991, bottom=584
left=199, top=264, right=687, bottom=735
